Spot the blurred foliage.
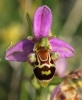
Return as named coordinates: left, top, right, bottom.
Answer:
left=0, top=0, right=20, bottom=28
left=0, top=0, right=82, bottom=100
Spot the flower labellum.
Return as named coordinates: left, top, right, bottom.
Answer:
left=29, top=37, right=57, bottom=87
left=5, top=5, right=74, bottom=87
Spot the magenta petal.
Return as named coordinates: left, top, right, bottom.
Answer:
left=49, top=38, right=74, bottom=58
left=33, top=5, right=52, bottom=38
left=5, top=39, right=34, bottom=62
left=50, top=85, right=60, bottom=100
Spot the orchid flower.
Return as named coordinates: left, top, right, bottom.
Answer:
left=5, top=5, right=74, bottom=87
left=50, top=69, right=82, bottom=100
left=50, top=82, right=79, bottom=100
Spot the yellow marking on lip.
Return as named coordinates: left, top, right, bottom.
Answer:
left=40, top=81, right=48, bottom=87
left=41, top=70, right=51, bottom=75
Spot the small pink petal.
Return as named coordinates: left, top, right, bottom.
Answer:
left=33, top=5, right=52, bottom=38
left=5, top=39, right=34, bottom=62
left=56, top=58, right=67, bottom=77
left=49, top=38, right=74, bottom=58
left=50, top=85, right=61, bottom=100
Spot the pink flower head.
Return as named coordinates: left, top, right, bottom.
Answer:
left=50, top=83, right=79, bottom=100
left=50, top=69, right=82, bottom=100
left=5, top=6, right=74, bottom=87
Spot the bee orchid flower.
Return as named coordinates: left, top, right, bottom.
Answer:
left=50, top=69, right=82, bottom=100
left=5, top=5, right=74, bottom=87
left=50, top=82, right=79, bottom=100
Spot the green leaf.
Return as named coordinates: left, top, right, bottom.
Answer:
left=49, top=76, right=63, bottom=85
left=26, top=12, right=33, bottom=36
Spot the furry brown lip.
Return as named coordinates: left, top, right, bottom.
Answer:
left=34, top=66, right=56, bottom=80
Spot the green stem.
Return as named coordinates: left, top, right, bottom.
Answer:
left=35, top=88, right=42, bottom=100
